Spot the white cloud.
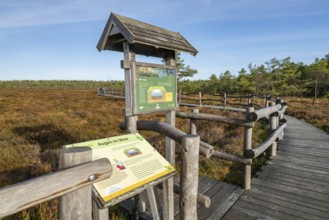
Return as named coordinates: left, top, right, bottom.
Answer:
left=0, top=0, right=110, bottom=29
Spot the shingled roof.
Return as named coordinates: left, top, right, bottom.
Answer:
left=97, top=13, right=198, bottom=57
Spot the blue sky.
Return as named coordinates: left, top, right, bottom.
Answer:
left=0, top=0, right=328, bottom=81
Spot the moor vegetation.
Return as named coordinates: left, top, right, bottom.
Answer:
left=1, top=53, right=329, bottom=219
left=1, top=85, right=270, bottom=219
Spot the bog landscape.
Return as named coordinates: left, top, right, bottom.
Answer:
left=1, top=73, right=328, bottom=219
left=1, top=8, right=329, bottom=219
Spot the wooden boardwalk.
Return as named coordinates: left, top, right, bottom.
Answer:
left=120, top=175, right=244, bottom=219
left=121, top=116, right=329, bottom=219
left=223, top=116, right=329, bottom=220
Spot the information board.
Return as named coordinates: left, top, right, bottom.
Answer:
left=65, top=133, right=176, bottom=203
left=133, top=62, right=177, bottom=114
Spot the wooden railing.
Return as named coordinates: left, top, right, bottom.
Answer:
left=0, top=147, right=113, bottom=219
left=178, top=91, right=272, bottom=111
left=176, top=99, right=287, bottom=190
left=97, top=88, right=125, bottom=99
left=99, top=89, right=274, bottom=111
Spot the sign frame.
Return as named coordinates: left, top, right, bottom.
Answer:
left=131, top=61, right=178, bottom=115
left=64, top=133, right=176, bottom=208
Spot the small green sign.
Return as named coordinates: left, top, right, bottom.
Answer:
left=134, top=62, right=177, bottom=114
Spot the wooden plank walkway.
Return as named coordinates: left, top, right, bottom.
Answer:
left=120, top=175, right=244, bottom=219
left=120, top=116, right=329, bottom=219
left=222, top=116, right=329, bottom=220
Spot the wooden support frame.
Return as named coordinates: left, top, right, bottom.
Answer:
left=243, top=107, right=254, bottom=190
left=180, top=135, right=200, bottom=220
left=270, top=102, right=278, bottom=156
left=163, top=52, right=176, bottom=220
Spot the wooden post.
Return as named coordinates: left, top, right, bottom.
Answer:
left=223, top=93, right=227, bottom=109
left=243, top=107, right=254, bottom=190
left=199, top=92, right=202, bottom=106
left=179, top=90, right=182, bottom=105
left=265, top=94, right=270, bottom=108
left=123, top=41, right=145, bottom=216
left=270, top=102, right=278, bottom=157
left=163, top=52, right=176, bottom=220
left=93, top=201, right=109, bottom=220
left=123, top=41, right=137, bottom=133
left=180, top=135, right=200, bottom=220
left=247, top=94, right=252, bottom=106
left=58, top=147, right=93, bottom=220
left=190, top=109, right=199, bottom=135
left=147, top=188, right=161, bottom=220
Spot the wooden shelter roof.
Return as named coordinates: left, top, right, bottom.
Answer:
left=97, top=13, right=198, bottom=57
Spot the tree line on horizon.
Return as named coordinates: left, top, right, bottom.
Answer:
left=1, top=54, right=328, bottom=99
left=178, top=54, right=329, bottom=98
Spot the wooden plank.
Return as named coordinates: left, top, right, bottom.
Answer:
left=252, top=178, right=329, bottom=203
left=239, top=193, right=327, bottom=220
left=251, top=182, right=329, bottom=210
left=231, top=200, right=303, bottom=220
left=207, top=187, right=245, bottom=220
left=198, top=176, right=219, bottom=193
left=245, top=190, right=329, bottom=219
left=266, top=160, right=329, bottom=174
left=273, top=153, right=329, bottom=165
left=251, top=187, right=329, bottom=214
left=198, top=182, right=237, bottom=219
left=276, top=150, right=329, bottom=162
left=279, top=142, right=329, bottom=152
left=272, top=155, right=329, bottom=169
left=222, top=209, right=257, bottom=220
left=261, top=164, right=329, bottom=183
left=257, top=170, right=329, bottom=187
left=282, top=133, right=329, bottom=141
left=174, top=179, right=227, bottom=219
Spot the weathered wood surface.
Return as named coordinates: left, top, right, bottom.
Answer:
left=178, top=103, right=246, bottom=112
left=180, top=135, right=200, bottom=220
left=176, top=111, right=253, bottom=128
left=223, top=116, right=329, bottom=220
left=120, top=175, right=244, bottom=220
left=0, top=153, right=112, bottom=219
left=123, top=120, right=214, bottom=158
left=97, top=13, right=198, bottom=56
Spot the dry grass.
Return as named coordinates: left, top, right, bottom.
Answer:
left=0, top=88, right=126, bottom=219
left=0, top=88, right=270, bottom=219
left=284, top=97, right=329, bottom=134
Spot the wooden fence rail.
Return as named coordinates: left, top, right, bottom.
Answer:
left=176, top=111, right=253, bottom=128
left=0, top=147, right=112, bottom=219
left=178, top=91, right=272, bottom=111
left=176, top=100, right=287, bottom=191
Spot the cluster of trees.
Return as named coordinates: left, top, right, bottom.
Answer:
left=179, top=54, right=329, bottom=98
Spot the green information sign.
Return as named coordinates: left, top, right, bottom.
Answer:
left=133, top=62, right=177, bottom=114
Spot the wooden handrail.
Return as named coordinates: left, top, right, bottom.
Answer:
left=244, top=122, right=287, bottom=158
left=120, top=121, right=214, bottom=158
left=0, top=158, right=112, bottom=218
left=176, top=111, right=253, bottom=128
left=212, top=150, right=252, bottom=165
left=247, top=103, right=283, bottom=121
